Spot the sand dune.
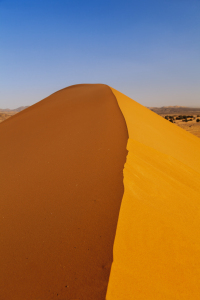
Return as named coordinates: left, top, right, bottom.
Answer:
left=0, top=84, right=128, bottom=299
left=107, top=88, right=200, bottom=299
left=1, top=84, right=200, bottom=299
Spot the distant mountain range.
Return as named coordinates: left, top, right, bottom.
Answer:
left=147, top=106, right=200, bottom=115
left=1, top=105, right=200, bottom=115
left=0, top=106, right=29, bottom=113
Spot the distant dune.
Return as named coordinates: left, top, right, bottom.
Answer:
left=1, top=84, right=200, bottom=299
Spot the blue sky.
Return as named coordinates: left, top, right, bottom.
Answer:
left=0, top=0, right=200, bottom=108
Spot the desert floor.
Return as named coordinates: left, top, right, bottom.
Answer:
left=159, top=114, right=200, bottom=138
left=175, top=118, right=200, bottom=138
left=0, top=112, right=17, bottom=123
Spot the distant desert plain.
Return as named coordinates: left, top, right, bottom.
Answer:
left=149, top=106, right=200, bottom=138
left=0, top=106, right=28, bottom=123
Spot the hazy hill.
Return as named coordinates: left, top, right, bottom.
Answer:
left=0, top=106, right=29, bottom=123
left=148, top=106, right=200, bottom=115
left=0, top=106, right=29, bottom=113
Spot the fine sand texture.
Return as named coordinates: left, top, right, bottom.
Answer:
left=0, top=84, right=128, bottom=299
left=106, top=88, right=200, bottom=299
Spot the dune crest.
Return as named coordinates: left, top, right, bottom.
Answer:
left=106, top=88, right=200, bottom=299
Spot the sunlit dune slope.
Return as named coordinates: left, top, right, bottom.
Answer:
left=0, top=84, right=128, bottom=300
left=106, top=88, right=200, bottom=299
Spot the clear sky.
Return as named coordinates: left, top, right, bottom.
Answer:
left=0, top=0, right=200, bottom=108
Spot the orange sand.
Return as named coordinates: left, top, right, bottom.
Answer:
left=1, top=84, right=200, bottom=299
left=0, top=84, right=128, bottom=300
left=106, top=88, right=200, bottom=299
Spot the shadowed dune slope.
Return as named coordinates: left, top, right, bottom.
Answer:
left=0, top=84, right=128, bottom=300
left=106, top=88, right=200, bottom=299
